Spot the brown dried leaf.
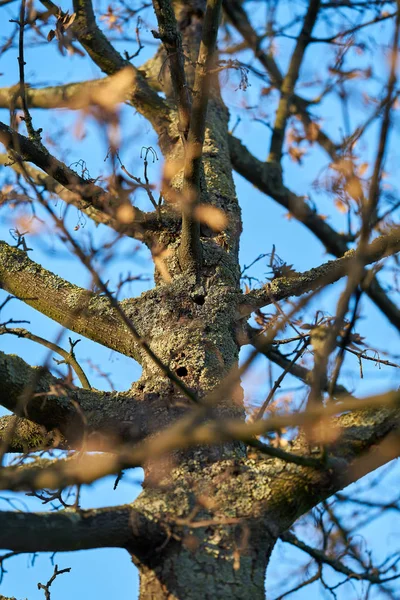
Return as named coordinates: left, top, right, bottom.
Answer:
left=116, top=204, right=135, bottom=224
left=331, top=158, right=354, bottom=178
left=194, top=205, right=228, bottom=232
left=288, top=146, right=306, bottom=164
left=62, top=11, right=76, bottom=29
left=334, top=198, right=348, bottom=214
left=64, top=67, right=135, bottom=111
left=153, top=247, right=172, bottom=283
left=345, top=176, right=363, bottom=201
left=358, top=162, right=368, bottom=176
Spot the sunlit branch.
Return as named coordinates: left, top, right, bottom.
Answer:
left=1, top=327, right=91, bottom=389
left=223, top=0, right=340, bottom=157
left=0, top=242, right=142, bottom=360
left=280, top=531, right=399, bottom=584
left=37, top=0, right=171, bottom=136
left=361, top=9, right=400, bottom=241
left=0, top=153, right=166, bottom=245
left=1, top=386, right=399, bottom=491
left=239, top=227, right=400, bottom=315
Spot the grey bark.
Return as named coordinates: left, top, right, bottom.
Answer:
left=0, top=1, right=399, bottom=598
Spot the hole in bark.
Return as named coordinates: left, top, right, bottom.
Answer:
left=176, top=366, right=188, bottom=377
left=193, top=294, right=205, bottom=306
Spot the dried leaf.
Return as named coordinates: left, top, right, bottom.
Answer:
left=116, top=204, right=135, bottom=224
left=153, top=247, right=172, bottom=283
left=306, top=121, right=320, bottom=142
left=194, top=205, right=227, bottom=232
left=358, top=162, right=368, bottom=176
left=345, top=176, right=363, bottom=201
left=288, top=146, right=306, bottom=164
left=334, top=198, right=348, bottom=214
left=64, top=67, right=135, bottom=111
left=62, top=12, right=76, bottom=29
left=331, top=159, right=354, bottom=178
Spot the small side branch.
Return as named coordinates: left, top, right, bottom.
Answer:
left=1, top=328, right=91, bottom=389
left=280, top=531, right=397, bottom=585
left=229, top=135, right=400, bottom=331
left=0, top=153, right=170, bottom=245
left=268, top=0, right=321, bottom=163
left=152, top=0, right=191, bottom=139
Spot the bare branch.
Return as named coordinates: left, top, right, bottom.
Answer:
left=1, top=328, right=91, bottom=389
left=280, top=531, right=398, bottom=584
left=229, top=135, right=400, bottom=331
left=1, top=386, right=399, bottom=491
left=0, top=153, right=170, bottom=245
left=268, top=0, right=321, bottom=163
left=152, top=0, right=191, bottom=139
left=0, top=504, right=165, bottom=556
left=260, top=340, right=352, bottom=398
left=67, top=0, right=171, bottom=136
left=0, top=350, right=151, bottom=450
left=239, top=227, right=400, bottom=315
left=0, top=241, right=142, bottom=359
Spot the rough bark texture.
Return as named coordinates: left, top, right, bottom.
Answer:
left=0, top=0, right=399, bottom=598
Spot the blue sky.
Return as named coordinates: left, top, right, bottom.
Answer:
left=0, top=1, right=399, bottom=598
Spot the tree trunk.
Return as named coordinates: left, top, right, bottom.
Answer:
left=137, top=545, right=272, bottom=599
left=133, top=481, right=274, bottom=599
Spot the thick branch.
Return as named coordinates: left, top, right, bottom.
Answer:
left=0, top=74, right=171, bottom=142
left=0, top=505, right=165, bottom=556
left=0, top=242, right=141, bottom=360
left=1, top=122, right=119, bottom=209
left=68, top=0, right=171, bottom=135
left=229, top=134, right=348, bottom=256
left=0, top=415, right=66, bottom=453
left=1, top=387, right=399, bottom=492
left=239, top=228, right=400, bottom=315
left=0, top=351, right=151, bottom=449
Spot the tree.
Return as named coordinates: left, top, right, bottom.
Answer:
left=0, top=0, right=400, bottom=598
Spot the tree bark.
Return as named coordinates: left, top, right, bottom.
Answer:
left=135, top=540, right=273, bottom=599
